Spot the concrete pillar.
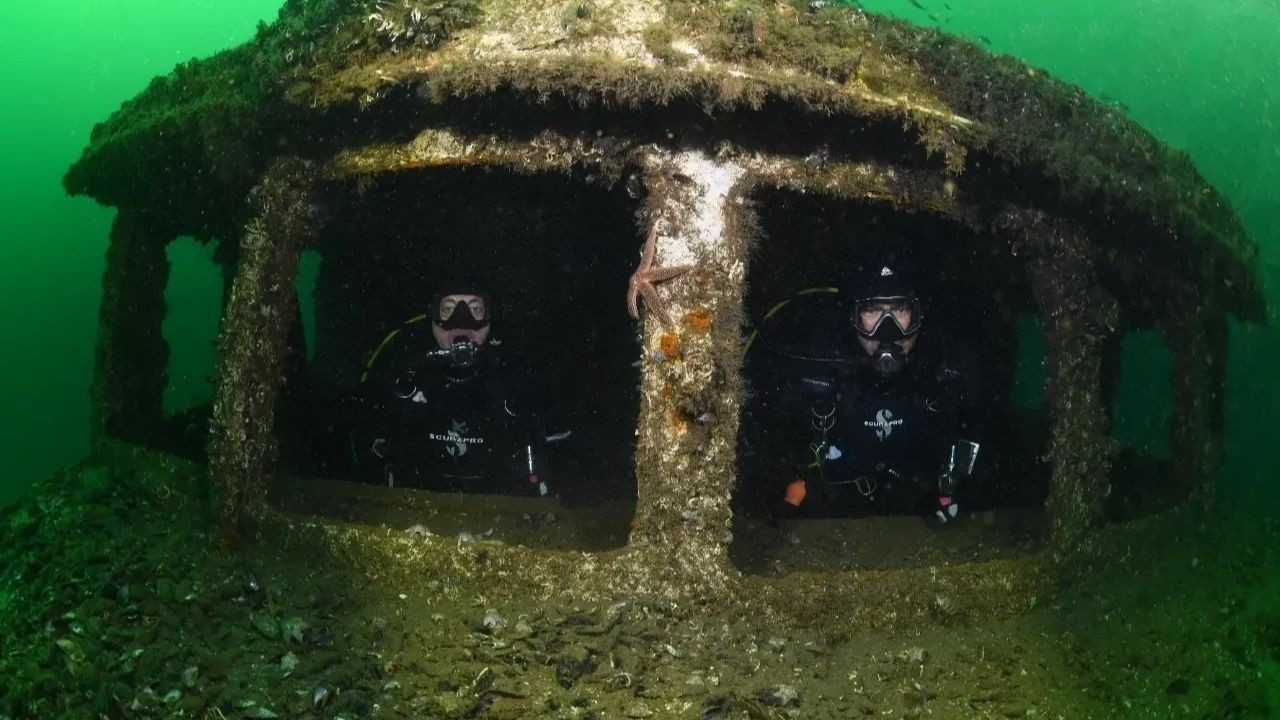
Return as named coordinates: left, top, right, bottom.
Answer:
left=1009, top=211, right=1116, bottom=557
left=626, top=150, right=753, bottom=597
left=91, top=209, right=172, bottom=450
left=209, top=158, right=319, bottom=531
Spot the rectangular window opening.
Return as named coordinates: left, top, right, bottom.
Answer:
left=732, top=188, right=1049, bottom=575
left=270, top=166, right=642, bottom=552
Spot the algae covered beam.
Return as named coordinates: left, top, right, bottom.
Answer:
left=1001, top=208, right=1116, bottom=558
left=626, top=149, right=753, bottom=598
left=209, top=158, right=321, bottom=536
left=92, top=209, right=173, bottom=450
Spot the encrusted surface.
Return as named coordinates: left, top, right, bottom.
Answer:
left=626, top=150, right=751, bottom=597
left=64, top=0, right=1260, bottom=639
left=6, top=444, right=1278, bottom=718
left=90, top=210, right=172, bottom=448
left=63, top=0, right=1263, bottom=319
left=997, top=208, right=1117, bottom=556
left=208, top=159, right=321, bottom=529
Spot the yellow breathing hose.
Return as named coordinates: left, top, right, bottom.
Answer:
left=741, top=287, right=839, bottom=358
left=359, top=313, right=430, bottom=383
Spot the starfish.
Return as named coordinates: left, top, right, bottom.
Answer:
left=627, top=223, right=693, bottom=326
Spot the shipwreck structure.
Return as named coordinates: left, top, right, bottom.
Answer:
left=66, top=0, right=1264, bottom=624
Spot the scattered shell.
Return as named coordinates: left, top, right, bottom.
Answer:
left=281, top=616, right=310, bottom=644
left=757, top=684, right=800, bottom=708
left=280, top=652, right=299, bottom=674
left=457, top=528, right=495, bottom=544
left=931, top=594, right=956, bottom=617
left=250, top=613, right=279, bottom=640
left=471, top=666, right=495, bottom=693
left=180, top=665, right=199, bottom=688
left=242, top=566, right=261, bottom=593
left=312, top=685, right=330, bottom=709
left=162, top=689, right=182, bottom=703
left=55, top=638, right=85, bottom=664
left=482, top=609, right=508, bottom=633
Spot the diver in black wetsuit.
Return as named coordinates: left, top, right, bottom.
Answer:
left=352, top=283, right=565, bottom=496
left=747, top=256, right=987, bottom=525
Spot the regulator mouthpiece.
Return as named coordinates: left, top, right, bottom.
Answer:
left=871, top=341, right=905, bottom=379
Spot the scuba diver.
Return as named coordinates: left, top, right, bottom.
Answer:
left=350, top=281, right=567, bottom=496
left=742, top=254, right=987, bottom=525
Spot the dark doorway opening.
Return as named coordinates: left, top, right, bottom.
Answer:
left=731, top=188, right=1049, bottom=573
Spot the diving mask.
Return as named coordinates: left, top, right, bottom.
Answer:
left=430, top=293, right=491, bottom=331
left=853, top=296, right=920, bottom=379
left=852, top=296, right=921, bottom=342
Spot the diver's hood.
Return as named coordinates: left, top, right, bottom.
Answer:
left=847, top=255, right=923, bottom=340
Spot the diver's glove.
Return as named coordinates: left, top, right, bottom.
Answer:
left=934, top=468, right=960, bottom=523
left=773, top=478, right=808, bottom=519
left=932, top=439, right=979, bottom=525
left=934, top=492, right=960, bottom=524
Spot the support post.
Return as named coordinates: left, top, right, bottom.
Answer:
left=1164, top=297, right=1228, bottom=508
left=209, top=158, right=319, bottom=536
left=1006, top=210, right=1116, bottom=558
left=91, top=209, right=172, bottom=451
left=626, top=150, right=753, bottom=598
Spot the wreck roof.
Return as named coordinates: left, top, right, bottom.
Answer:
left=64, top=0, right=1263, bottom=320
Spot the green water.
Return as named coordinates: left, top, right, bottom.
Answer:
left=0, top=0, right=1277, bottom=507
left=0, top=0, right=281, bottom=506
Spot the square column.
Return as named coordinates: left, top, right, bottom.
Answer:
left=209, top=158, right=320, bottom=531
left=91, top=209, right=172, bottom=450
left=627, top=150, right=753, bottom=597
left=1004, top=210, right=1117, bottom=558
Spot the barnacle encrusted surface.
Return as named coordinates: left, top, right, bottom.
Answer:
left=64, top=0, right=1262, bottom=320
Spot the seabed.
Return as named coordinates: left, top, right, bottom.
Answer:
left=2, top=444, right=1277, bottom=720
